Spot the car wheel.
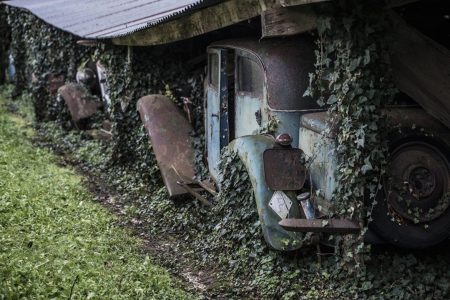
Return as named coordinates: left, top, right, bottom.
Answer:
left=370, top=141, right=450, bottom=249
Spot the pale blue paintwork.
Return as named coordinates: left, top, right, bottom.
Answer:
left=206, top=51, right=222, bottom=181
left=7, top=54, right=16, bottom=81
left=271, top=111, right=302, bottom=148
left=299, top=125, right=337, bottom=202
left=228, top=135, right=304, bottom=251
left=234, top=93, right=261, bottom=138
left=205, top=46, right=328, bottom=249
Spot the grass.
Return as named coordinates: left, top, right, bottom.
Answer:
left=0, top=92, right=194, bottom=299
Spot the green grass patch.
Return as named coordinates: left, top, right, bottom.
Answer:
left=0, top=94, right=194, bottom=299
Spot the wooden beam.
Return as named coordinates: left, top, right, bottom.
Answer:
left=112, top=0, right=416, bottom=46
left=280, top=0, right=419, bottom=8
left=262, top=5, right=317, bottom=37
left=388, top=0, right=420, bottom=8
left=265, top=0, right=420, bottom=37
left=389, top=12, right=450, bottom=129
left=112, top=0, right=280, bottom=46
left=279, top=0, right=330, bottom=7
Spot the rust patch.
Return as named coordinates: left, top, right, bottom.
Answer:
left=137, top=95, right=197, bottom=199
left=279, top=218, right=360, bottom=234
left=263, top=148, right=306, bottom=190
left=58, top=83, right=102, bottom=122
left=46, top=73, right=65, bottom=95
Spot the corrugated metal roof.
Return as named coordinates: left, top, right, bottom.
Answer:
left=2, top=0, right=219, bottom=39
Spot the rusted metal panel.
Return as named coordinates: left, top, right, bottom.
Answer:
left=279, top=218, right=360, bottom=234
left=390, top=13, right=450, bottom=129
left=263, top=148, right=306, bottom=190
left=45, top=73, right=65, bottom=95
left=58, top=83, right=102, bottom=122
left=210, top=38, right=319, bottom=111
left=137, top=94, right=197, bottom=199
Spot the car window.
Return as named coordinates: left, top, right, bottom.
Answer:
left=237, top=56, right=263, bottom=96
left=209, top=53, right=219, bottom=88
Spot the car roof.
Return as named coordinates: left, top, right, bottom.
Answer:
left=208, top=37, right=319, bottom=111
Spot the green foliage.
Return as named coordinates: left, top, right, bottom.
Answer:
left=5, top=6, right=92, bottom=120
left=5, top=2, right=450, bottom=299
left=0, top=97, right=194, bottom=300
left=1, top=85, right=35, bottom=123
left=36, top=120, right=450, bottom=299
left=0, top=5, right=10, bottom=85
left=306, top=0, right=397, bottom=267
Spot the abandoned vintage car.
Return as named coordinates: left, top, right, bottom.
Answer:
left=57, top=60, right=112, bottom=137
left=4, top=0, right=448, bottom=252
left=137, top=15, right=450, bottom=251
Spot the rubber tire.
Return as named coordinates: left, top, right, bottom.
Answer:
left=369, top=143, right=450, bottom=249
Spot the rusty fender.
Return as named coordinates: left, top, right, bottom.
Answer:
left=137, top=95, right=197, bottom=199
left=228, top=135, right=304, bottom=251
left=58, top=83, right=102, bottom=122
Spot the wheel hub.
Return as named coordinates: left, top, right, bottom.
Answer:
left=408, top=166, right=436, bottom=199
left=386, top=142, right=450, bottom=223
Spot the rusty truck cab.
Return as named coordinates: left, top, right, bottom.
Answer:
left=205, top=38, right=320, bottom=180
left=205, top=36, right=450, bottom=250
left=203, top=38, right=356, bottom=250
left=138, top=32, right=450, bottom=251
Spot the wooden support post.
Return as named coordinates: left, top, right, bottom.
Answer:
left=262, top=5, right=317, bottom=37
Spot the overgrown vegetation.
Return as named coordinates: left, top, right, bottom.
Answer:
left=305, top=0, right=397, bottom=266
left=6, top=7, right=91, bottom=121
left=0, top=93, right=194, bottom=300
left=4, top=0, right=450, bottom=298
left=0, top=5, right=10, bottom=86
left=25, top=89, right=450, bottom=299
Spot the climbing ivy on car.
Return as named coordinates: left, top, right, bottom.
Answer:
left=305, top=0, right=397, bottom=267
left=6, top=2, right=450, bottom=299
left=5, top=6, right=92, bottom=121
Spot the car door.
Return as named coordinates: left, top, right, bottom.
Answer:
left=234, top=51, right=264, bottom=138
left=206, top=49, right=231, bottom=180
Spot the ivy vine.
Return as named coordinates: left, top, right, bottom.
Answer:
left=5, top=2, right=450, bottom=299
left=306, top=0, right=397, bottom=268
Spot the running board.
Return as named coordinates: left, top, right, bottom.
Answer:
left=279, top=218, right=360, bottom=234
left=173, top=168, right=216, bottom=207
left=176, top=180, right=213, bottom=207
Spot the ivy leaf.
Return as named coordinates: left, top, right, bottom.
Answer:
left=349, top=57, right=362, bottom=72
left=327, top=94, right=337, bottom=105
left=355, top=137, right=365, bottom=148
left=364, top=48, right=371, bottom=65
